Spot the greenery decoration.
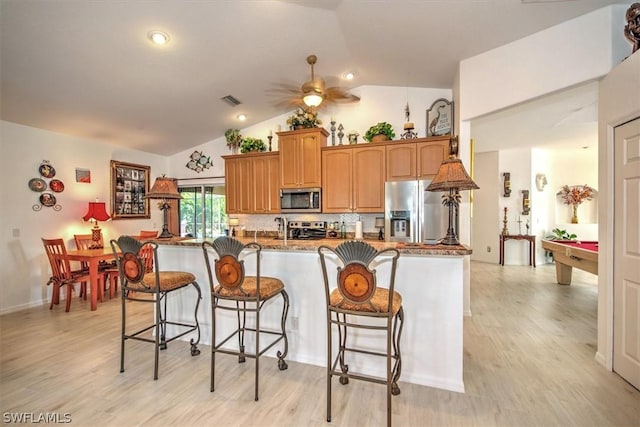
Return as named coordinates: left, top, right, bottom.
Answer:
left=240, top=137, right=266, bottom=153
left=286, top=108, right=321, bottom=129
left=546, top=228, right=577, bottom=240
left=224, top=129, right=242, bottom=151
left=364, top=122, right=395, bottom=142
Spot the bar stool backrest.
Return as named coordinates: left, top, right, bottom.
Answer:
left=111, top=235, right=158, bottom=291
left=319, top=240, right=400, bottom=314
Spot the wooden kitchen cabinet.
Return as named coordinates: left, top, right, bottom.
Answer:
left=278, top=128, right=328, bottom=188
left=224, top=152, right=279, bottom=214
left=416, top=138, right=449, bottom=178
left=252, top=153, right=280, bottom=213
left=386, top=136, right=449, bottom=180
left=322, top=145, right=385, bottom=213
left=224, top=155, right=252, bottom=214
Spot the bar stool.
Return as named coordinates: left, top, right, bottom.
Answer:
left=110, top=235, right=201, bottom=380
left=318, top=240, right=403, bottom=427
left=202, top=236, right=289, bottom=401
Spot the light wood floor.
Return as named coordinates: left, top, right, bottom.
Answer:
left=1, top=262, right=638, bottom=426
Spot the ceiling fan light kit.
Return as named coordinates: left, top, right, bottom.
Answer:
left=303, top=92, right=323, bottom=107
left=273, top=54, right=360, bottom=110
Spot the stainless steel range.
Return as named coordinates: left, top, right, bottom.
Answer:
left=288, top=221, right=327, bottom=240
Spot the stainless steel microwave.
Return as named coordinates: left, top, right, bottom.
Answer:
left=280, top=188, right=321, bottom=213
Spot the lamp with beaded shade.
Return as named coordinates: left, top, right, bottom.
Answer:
left=426, top=156, right=479, bottom=245
left=144, top=176, right=181, bottom=239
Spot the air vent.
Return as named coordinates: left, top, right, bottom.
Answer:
left=221, top=95, right=242, bottom=107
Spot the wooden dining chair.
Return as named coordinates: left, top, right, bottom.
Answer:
left=74, top=233, right=120, bottom=300
left=42, top=238, right=104, bottom=312
left=139, top=230, right=159, bottom=239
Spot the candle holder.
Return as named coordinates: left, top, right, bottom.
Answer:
left=337, top=124, right=344, bottom=145
left=502, top=207, right=509, bottom=236
left=330, top=120, right=336, bottom=146
left=401, top=122, right=418, bottom=139
left=267, top=135, right=273, bottom=152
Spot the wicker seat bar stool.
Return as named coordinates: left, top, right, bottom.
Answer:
left=110, top=235, right=202, bottom=380
left=318, top=240, right=404, bottom=427
left=202, top=236, right=289, bottom=401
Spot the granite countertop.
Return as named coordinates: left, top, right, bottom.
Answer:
left=154, top=236, right=472, bottom=256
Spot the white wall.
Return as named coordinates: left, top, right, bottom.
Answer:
left=471, top=151, right=499, bottom=264
left=459, top=6, right=628, bottom=121
left=546, top=147, right=599, bottom=238
left=0, top=121, right=167, bottom=313
left=167, top=85, right=453, bottom=177
left=463, top=5, right=629, bottom=268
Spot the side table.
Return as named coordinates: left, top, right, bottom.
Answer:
left=499, top=234, right=536, bottom=267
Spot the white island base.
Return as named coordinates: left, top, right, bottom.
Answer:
left=158, top=244, right=465, bottom=393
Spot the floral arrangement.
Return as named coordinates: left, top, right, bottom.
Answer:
left=557, top=184, right=595, bottom=206
left=286, top=108, right=321, bottom=129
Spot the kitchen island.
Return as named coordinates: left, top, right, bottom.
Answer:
left=156, top=237, right=470, bottom=393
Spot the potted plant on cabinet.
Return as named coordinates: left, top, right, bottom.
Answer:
left=225, top=129, right=242, bottom=154
left=240, top=137, right=267, bottom=153
left=364, top=122, right=396, bottom=142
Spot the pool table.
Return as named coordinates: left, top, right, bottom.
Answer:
left=541, top=239, right=598, bottom=285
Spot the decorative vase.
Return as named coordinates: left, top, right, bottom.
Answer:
left=571, top=205, right=578, bottom=224
left=372, top=134, right=390, bottom=143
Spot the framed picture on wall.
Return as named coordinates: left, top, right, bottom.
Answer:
left=426, top=98, right=454, bottom=137
left=110, top=160, right=150, bottom=219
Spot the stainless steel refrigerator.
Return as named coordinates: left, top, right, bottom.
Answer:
left=384, top=180, right=448, bottom=243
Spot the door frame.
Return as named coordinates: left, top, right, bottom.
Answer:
left=597, top=52, right=640, bottom=371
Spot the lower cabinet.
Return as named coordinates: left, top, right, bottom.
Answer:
left=224, top=152, right=280, bottom=214
left=322, top=145, right=385, bottom=213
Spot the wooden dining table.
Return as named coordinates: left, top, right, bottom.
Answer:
left=65, top=247, right=117, bottom=311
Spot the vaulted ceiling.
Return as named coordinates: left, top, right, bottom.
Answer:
left=0, top=0, right=625, bottom=155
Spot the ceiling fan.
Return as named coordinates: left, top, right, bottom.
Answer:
left=270, top=54, right=360, bottom=110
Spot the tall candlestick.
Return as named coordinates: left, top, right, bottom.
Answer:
left=269, top=129, right=273, bottom=137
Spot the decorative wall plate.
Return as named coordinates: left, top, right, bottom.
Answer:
left=49, top=179, right=65, bottom=192
left=28, top=177, right=47, bottom=192
left=39, top=163, right=56, bottom=178
left=39, top=192, right=56, bottom=207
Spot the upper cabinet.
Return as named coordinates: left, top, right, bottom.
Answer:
left=322, top=144, right=385, bottom=213
left=386, top=137, right=450, bottom=181
left=278, top=128, right=328, bottom=188
left=224, top=152, right=280, bottom=214
left=252, top=153, right=280, bottom=214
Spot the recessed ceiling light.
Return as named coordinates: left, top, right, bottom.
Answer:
left=342, top=71, right=355, bottom=81
left=237, top=114, right=247, bottom=121
left=148, top=31, right=170, bottom=45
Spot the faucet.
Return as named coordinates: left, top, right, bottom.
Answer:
left=275, top=216, right=288, bottom=243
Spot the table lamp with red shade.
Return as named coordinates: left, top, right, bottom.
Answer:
left=82, top=201, right=111, bottom=248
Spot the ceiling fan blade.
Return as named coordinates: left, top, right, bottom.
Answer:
left=324, top=86, right=360, bottom=103
left=273, top=97, right=306, bottom=109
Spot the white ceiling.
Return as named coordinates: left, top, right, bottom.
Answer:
left=0, top=0, right=625, bottom=156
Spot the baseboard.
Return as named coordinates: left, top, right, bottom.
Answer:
left=0, top=299, right=47, bottom=315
